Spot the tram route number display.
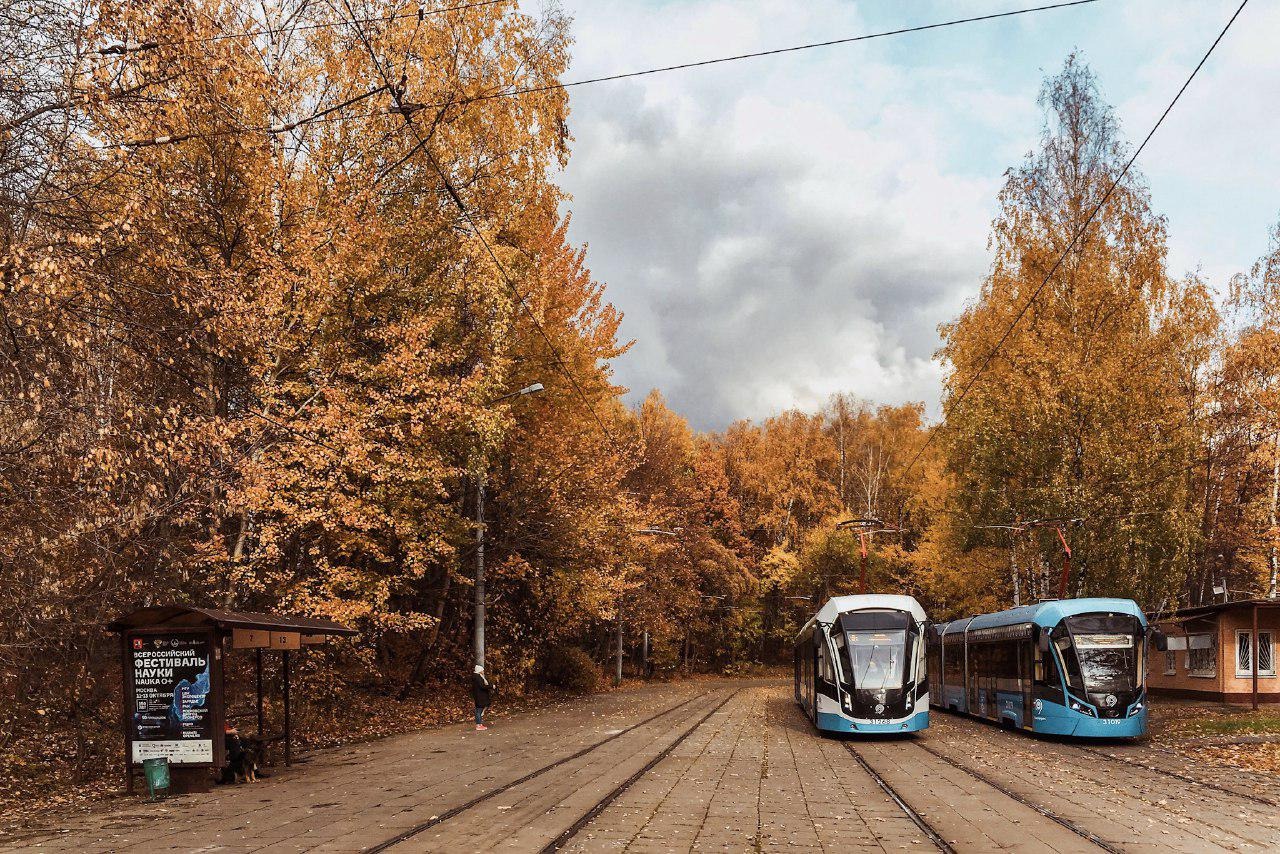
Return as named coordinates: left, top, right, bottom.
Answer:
left=128, top=633, right=215, bottom=764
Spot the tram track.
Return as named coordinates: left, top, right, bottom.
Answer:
left=912, top=740, right=1122, bottom=853
left=934, top=706, right=1280, bottom=808
left=842, top=742, right=956, bottom=853
left=539, top=689, right=740, bottom=853
left=361, top=688, right=716, bottom=853
left=1072, top=743, right=1280, bottom=808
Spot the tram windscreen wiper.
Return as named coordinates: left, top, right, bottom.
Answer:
left=847, top=630, right=905, bottom=690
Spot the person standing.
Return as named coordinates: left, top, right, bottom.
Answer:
left=472, top=664, right=492, bottom=731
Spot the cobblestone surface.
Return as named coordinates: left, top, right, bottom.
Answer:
left=925, top=712, right=1280, bottom=852
left=5, top=682, right=1279, bottom=853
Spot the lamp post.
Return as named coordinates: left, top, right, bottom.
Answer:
left=474, top=382, right=544, bottom=671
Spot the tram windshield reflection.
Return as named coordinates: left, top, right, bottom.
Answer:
left=1074, top=634, right=1138, bottom=692
left=846, top=630, right=906, bottom=690
left=1063, top=614, right=1143, bottom=694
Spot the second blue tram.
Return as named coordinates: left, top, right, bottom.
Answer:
left=928, top=598, right=1157, bottom=738
left=795, top=594, right=929, bottom=734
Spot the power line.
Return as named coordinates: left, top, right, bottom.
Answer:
left=335, top=0, right=626, bottom=452
left=87, top=0, right=1099, bottom=150
left=453, top=0, right=1101, bottom=106
left=901, top=0, right=1250, bottom=481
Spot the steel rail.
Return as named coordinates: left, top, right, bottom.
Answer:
left=361, top=689, right=712, bottom=853
left=913, top=741, right=1120, bottom=853
left=539, top=689, right=741, bottom=852
left=843, top=742, right=956, bottom=853
left=1072, top=743, right=1279, bottom=808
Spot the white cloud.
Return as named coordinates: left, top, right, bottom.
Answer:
left=553, top=0, right=1280, bottom=428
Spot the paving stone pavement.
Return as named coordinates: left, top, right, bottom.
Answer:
left=923, top=712, right=1280, bottom=852
left=4, top=681, right=1279, bottom=853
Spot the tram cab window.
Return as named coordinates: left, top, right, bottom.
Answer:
left=835, top=610, right=912, bottom=691
left=1032, top=634, right=1067, bottom=704
left=832, top=630, right=854, bottom=684
left=1064, top=614, right=1143, bottom=693
left=845, top=630, right=906, bottom=690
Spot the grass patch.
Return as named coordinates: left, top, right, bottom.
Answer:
left=1160, top=709, right=1280, bottom=738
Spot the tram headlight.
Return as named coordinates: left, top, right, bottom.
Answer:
left=1129, top=702, right=1144, bottom=717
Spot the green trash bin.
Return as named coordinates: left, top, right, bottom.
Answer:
left=142, top=757, right=170, bottom=801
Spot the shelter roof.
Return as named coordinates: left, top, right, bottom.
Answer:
left=1152, top=598, right=1280, bottom=622
left=106, top=605, right=357, bottom=636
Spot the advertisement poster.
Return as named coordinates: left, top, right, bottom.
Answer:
left=128, top=632, right=215, bottom=764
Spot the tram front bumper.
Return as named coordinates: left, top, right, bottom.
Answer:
left=817, top=709, right=929, bottom=733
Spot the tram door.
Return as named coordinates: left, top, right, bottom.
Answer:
left=1019, top=640, right=1034, bottom=727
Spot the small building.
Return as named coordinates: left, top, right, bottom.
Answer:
left=1147, top=599, right=1280, bottom=706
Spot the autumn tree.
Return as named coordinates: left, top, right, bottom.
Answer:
left=939, top=55, right=1215, bottom=608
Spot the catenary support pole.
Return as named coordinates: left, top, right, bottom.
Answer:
left=475, top=473, right=486, bottom=669
left=615, top=619, right=624, bottom=686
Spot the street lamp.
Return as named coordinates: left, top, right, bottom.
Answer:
left=474, top=381, right=544, bottom=671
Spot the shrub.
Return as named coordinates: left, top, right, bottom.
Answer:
left=540, top=645, right=603, bottom=694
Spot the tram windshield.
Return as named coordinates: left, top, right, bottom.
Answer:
left=845, top=630, right=906, bottom=690
left=1063, top=614, right=1143, bottom=693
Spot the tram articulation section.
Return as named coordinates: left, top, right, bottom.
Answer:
left=929, top=598, right=1162, bottom=738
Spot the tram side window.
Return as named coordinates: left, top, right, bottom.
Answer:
left=1034, top=638, right=1066, bottom=701
left=1053, top=630, right=1087, bottom=694
left=943, top=640, right=964, bottom=682
left=832, top=631, right=853, bottom=684
left=818, top=641, right=836, bottom=684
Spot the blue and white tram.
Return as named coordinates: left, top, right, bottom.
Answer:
left=794, top=595, right=929, bottom=734
left=928, top=598, right=1161, bottom=738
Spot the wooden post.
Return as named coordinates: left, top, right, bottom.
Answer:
left=255, top=647, right=264, bottom=738
left=283, top=650, right=292, bottom=767
left=1253, top=604, right=1260, bottom=712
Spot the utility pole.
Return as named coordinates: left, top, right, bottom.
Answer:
left=615, top=619, right=624, bottom=686
left=473, top=383, right=543, bottom=671
left=474, top=470, right=486, bottom=669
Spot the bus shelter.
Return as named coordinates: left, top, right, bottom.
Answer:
left=107, top=605, right=357, bottom=792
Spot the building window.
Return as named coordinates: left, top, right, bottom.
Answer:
left=1235, top=630, right=1276, bottom=677
left=1188, top=633, right=1216, bottom=677
left=1164, top=649, right=1176, bottom=676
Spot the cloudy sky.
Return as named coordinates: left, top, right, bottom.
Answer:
left=550, top=0, right=1279, bottom=430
